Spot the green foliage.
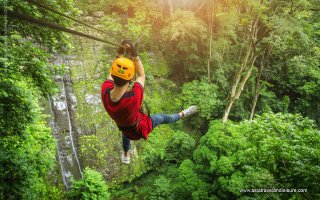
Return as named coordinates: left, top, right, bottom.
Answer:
left=182, top=79, right=221, bottom=120
left=139, top=51, right=170, bottom=77
left=181, top=78, right=222, bottom=129
left=0, top=114, right=56, bottom=199
left=100, top=14, right=123, bottom=38
left=144, top=78, right=180, bottom=117
left=251, top=0, right=320, bottom=125
left=0, top=60, right=60, bottom=199
left=3, top=0, right=75, bottom=52
left=76, top=0, right=113, bottom=13
left=127, top=10, right=152, bottom=40
left=0, top=80, right=33, bottom=136
left=188, top=113, right=320, bottom=199
left=141, top=126, right=175, bottom=166
left=0, top=35, right=60, bottom=95
left=165, top=130, right=195, bottom=163
left=121, top=113, right=320, bottom=199
left=148, top=175, right=174, bottom=200
left=68, top=167, right=110, bottom=200
left=160, top=10, right=208, bottom=76
left=175, top=159, right=210, bottom=200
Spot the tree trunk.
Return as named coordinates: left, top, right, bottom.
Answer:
left=207, top=30, right=212, bottom=81
left=222, top=16, right=259, bottom=123
left=249, top=46, right=272, bottom=120
left=222, top=53, right=257, bottom=123
left=168, top=0, right=173, bottom=16
left=207, top=0, right=214, bottom=82
left=230, top=44, right=252, bottom=98
left=235, top=54, right=257, bottom=99
left=222, top=98, right=235, bottom=123
left=249, top=61, right=263, bottom=120
left=163, top=0, right=173, bottom=17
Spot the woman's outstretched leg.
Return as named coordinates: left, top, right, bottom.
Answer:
left=150, top=113, right=181, bottom=129
left=150, top=106, right=197, bottom=129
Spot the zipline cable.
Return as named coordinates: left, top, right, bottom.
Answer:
left=26, top=0, right=111, bottom=35
left=195, top=0, right=208, bottom=14
left=26, top=0, right=144, bottom=46
left=1, top=9, right=123, bottom=47
left=133, top=18, right=155, bottom=45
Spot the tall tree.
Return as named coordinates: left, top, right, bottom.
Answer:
left=222, top=13, right=260, bottom=123
left=220, top=0, right=317, bottom=123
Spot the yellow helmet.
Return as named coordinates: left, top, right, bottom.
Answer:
left=110, top=57, right=135, bottom=80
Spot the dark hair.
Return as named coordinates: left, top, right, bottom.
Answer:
left=111, top=75, right=130, bottom=87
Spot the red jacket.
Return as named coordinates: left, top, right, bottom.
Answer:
left=101, top=80, right=152, bottom=140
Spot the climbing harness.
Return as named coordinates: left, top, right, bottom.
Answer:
left=117, top=119, right=140, bottom=132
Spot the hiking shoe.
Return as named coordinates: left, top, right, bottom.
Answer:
left=182, top=105, right=197, bottom=118
left=121, top=154, right=130, bottom=164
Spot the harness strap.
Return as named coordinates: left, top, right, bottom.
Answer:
left=117, top=120, right=140, bottom=132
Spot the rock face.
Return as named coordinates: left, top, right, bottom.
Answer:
left=92, top=11, right=105, bottom=18
left=85, top=94, right=101, bottom=105
left=54, top=100, right=67, bottom=111
left=48, top=55, right=82, bottom=189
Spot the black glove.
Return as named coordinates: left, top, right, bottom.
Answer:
left=122, top=40, right=138, bottom=57
left=117, top=41, right=126, bottom=55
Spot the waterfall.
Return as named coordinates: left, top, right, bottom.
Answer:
left=61, top=77, right=82, bottom=177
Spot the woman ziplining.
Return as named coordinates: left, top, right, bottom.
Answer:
left=101, top=40, right=197, bottom=164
